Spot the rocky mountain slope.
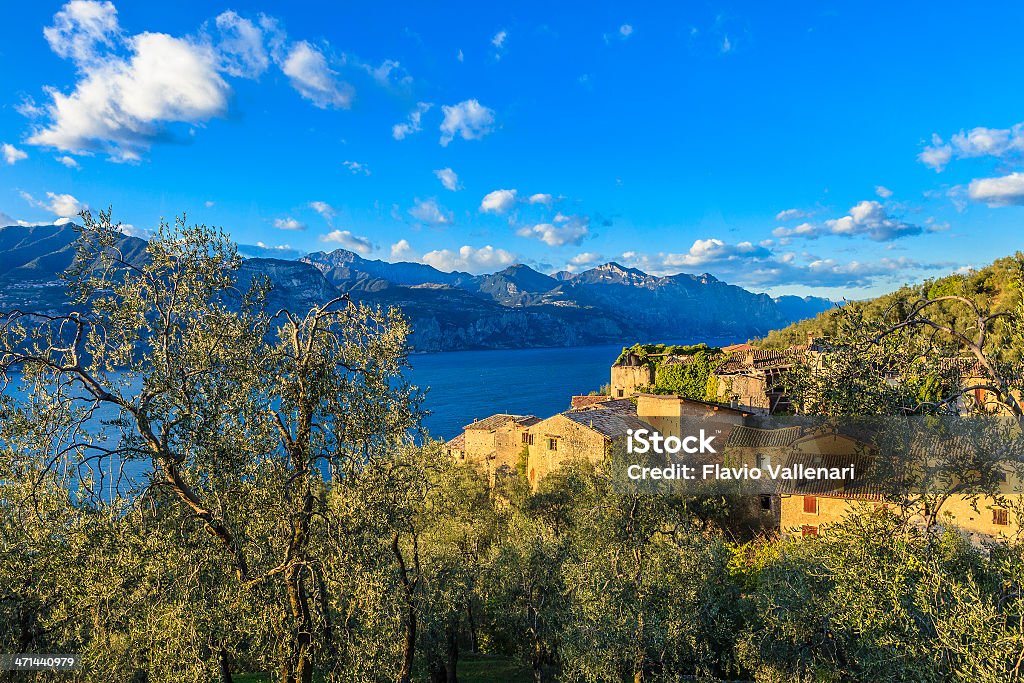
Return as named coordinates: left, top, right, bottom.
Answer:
left=0, top=224, right=834, bottom=352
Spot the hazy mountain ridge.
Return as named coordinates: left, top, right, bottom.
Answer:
left=0, top=224, right=835, bottom=352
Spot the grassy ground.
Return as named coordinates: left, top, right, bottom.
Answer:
left=232, top=655, right=531, bottom=682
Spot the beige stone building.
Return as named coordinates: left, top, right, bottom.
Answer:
left=610, top=352, right=654, bottom=398
left=446, top=413, right=541, bottom=482
left=525, top=400, right=653, bottom=487
left=635, top=394, right=754, bottom=438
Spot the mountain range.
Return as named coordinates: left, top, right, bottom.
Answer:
left=0, top=224, right=834, bottom=352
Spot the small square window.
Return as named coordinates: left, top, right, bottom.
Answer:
left=617, top=389, right=625, bottom=398
left=994, top=508, right=1009, bottom=526
left=759, top=495, right=772, bottom=511
left=803, top=495, right=818, bottom=514
left=548, top=438, right=558, bottom=451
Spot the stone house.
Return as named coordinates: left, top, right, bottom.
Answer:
left=447, top=413, right=541, bottom=482
left=774, top=430, right=1022, bottom=542
left=635, top=394, right=754, bottom=439
left=525, top=401, right=653, bottom=487
left=610, top=352, right=654, bottom=398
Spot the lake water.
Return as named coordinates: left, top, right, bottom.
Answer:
left=412, top=343, right=621, bottom=440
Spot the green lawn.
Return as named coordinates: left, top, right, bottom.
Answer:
left=232, top=655, right=531, bottom=682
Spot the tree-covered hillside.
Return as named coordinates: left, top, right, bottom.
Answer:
left=758, top=254, right=1024, bottom=363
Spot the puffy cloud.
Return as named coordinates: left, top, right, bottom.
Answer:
left=43, top=0, right=120, bottom=66
left=528, top=193, right=554, bottom=205
left=968, top=172, right=1024, bottom=207
left=517, top=215, right=590, bottom=247
left=204, top=200, right=215, bottom=208
left=308, top=200, right=336, bottom=220
left=281, top=41, right=352, bottom=109
left=212, top=10, right=272, bottom=78
left=273, top=217, right=305, bottom=230
left=421, top=245, right=516, bottom=273
left=479, top=189, right=517, bottom=214
left=2, top=144, right=27, bottom=165
left=491, top=30, right=507, bottom=48
left=660, top=238, right=771, bottom=268
left=319, top=229, right=374, bottom=255
left=56, top=155, right=80, bottom=168
left=773, top=201, right=923, bottom=242
left=409, top=198, right=453, bottom=225
left=875, top=185, right=893, bottom=199
left=434, top=167, right=461, bottom=191
left=342, top=160, right=370, bottom=175
left=619, top=24, right=633, bottom=38
left=619, top=239, right=948, bottom=291
left=28, top=2, right=269, bottom=162
left=238, top=241, right=302, bottom=259
left=567, top=252, right=603, bottom=271
left=21, top=190, right=84, bottom=217
left=392, top=101, right=432, bottom=140
left=920, top=124, right=1024, bottom=171
left=390, top=239, right=415, bottom=260
left=439, top=99, right=495, bottom=146
left=775, top=208, right=810, bottom=221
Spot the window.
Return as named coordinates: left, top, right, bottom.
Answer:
left=617, top=389, right=624, bottom=398
left=803, top=495, right=818, bottom=514
left=521, top=432, right=534, bottom=445
left=756, top=453, right=771, bottom=470
left=759, top=495, right=772, bottom=511
left=994, top=508, right=1009, bottom=526
left=801, top=525, right=818, bottom=537
left=547, top=438, right=558, bottom=451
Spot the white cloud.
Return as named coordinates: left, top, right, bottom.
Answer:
left=2, top=144, right=28, bottom=165
left=439, top=99, right=496, bottom=146
left=775, top=208, right=810, bottom=221
left=480, top=189, right=517, bottom=214
left=567, top=252, right=603, bottom=271
left=517, top=215, right=590, bottom=247
left=919, top=124, right=1024, bottom=172
left=528, top=193, right=554, bottom=206
left=456, top=49, right=464, bottom=63
left=967, top=172, right=1024, bottom=207
left=390, top=239, right=415, bottom=260
left=619, top=24, right=633, bottom=38
left=721, top=36, right=732, bottom=53
left=421, top=245, right=516, bottom=273
left=875, top=185, right=893, bottom=199
left=29, top=12, right=231, bottom=162
left=409, top=198, right=453, bottom=225
left=21, top=190, right=84, bottom=217
left=281, top=41, right=352, bottom=109
left=204, top=200, right=215, bottom=208
left=212, top=10, right=271, bottom=78
left=116, top=222, right=152, bottom=239
left=342, top=160, right=370, bottom=175
left=43, top=0, right=120, bottom=66
left=273, top=217, right=305, bottom=230
left=363, top=59, right=411, bottom=88
left=491, top=30, right=507, bottom=48
left=319, top=229, right=374, bottom=255
left=392, top=101, right=432, bottom=140
left=309, top=200, right=336, bottom=221
left=56, top=155, right=80, bottom=168
left=773, top=201, right=923, bottom=242
left=434, top=167, right=461, bottom=191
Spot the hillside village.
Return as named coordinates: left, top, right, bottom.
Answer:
left=446, top=341, right=1023, bottom=543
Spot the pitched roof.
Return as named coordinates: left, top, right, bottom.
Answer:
left=464, top=414, right=540, bottom=431
left=562, top=409, right=653, bottom=439
left=570, top=395, right=615, bottom=409
left=446, top=433, right=466, bottom=450
left=726, top=426, right=802, bottom=448
left=775, top=451, right=885, bottom=501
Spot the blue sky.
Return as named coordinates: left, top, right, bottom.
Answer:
left=2, top=1, right=1024, bottom=297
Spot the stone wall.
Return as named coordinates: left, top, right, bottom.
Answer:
left=526, top=414, right=607, bottom=487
